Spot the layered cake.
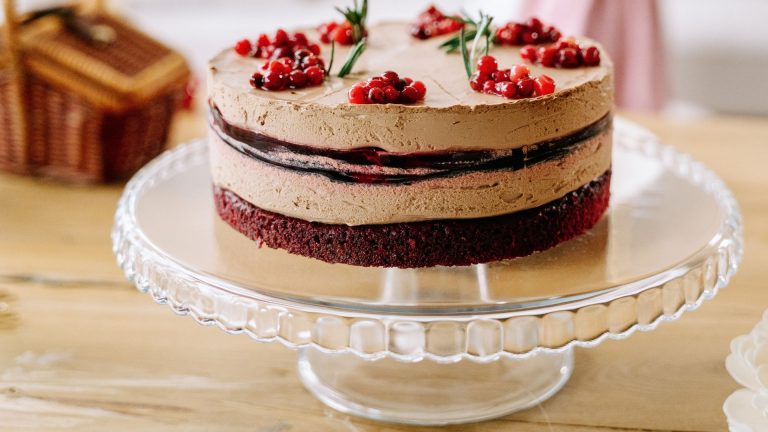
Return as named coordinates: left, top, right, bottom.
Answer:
left=208, top=14, right=613, bottom=268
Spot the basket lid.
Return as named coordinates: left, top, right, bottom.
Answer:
left=16, top=13, right=189, bottom=110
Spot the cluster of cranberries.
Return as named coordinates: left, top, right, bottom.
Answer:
left=250, top=52, right=326, bottom=91
left=348, top=71, right=427, bottom=104
left=235, top=29, right=321, bottom=61
left=494, top=17, right=561, bottom=46
left=520, top=39, right=601, bottom=68
left=469, top=56, right=555, bottom=99
left=409, top=5, right=463, bottom=40
left=317, top=21, right=361, bottom=45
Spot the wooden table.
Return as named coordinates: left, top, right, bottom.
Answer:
left=0, top=110, right=766, bottom=431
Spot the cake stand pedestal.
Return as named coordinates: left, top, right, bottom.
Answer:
left=113, top=119, right=742, bottom=426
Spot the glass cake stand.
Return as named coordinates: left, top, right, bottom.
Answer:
left=112, top=118, right=742, bottom=426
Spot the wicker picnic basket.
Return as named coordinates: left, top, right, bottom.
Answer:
left=0, top=0, right=190, bottom=182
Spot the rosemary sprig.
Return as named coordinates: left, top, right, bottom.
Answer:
left=335, top=0, right=368, bottom=43
left=439, top=14, right=493, bottom=54
left=338, top=38, right=367, bottom=78
left=325, top=41, right=336, bottom=76
left=459, top=12, right=494, bottom=78
left=331, top=0, right=369, bottom=78
left=439, top=29, right=476, bottom=53
left=459, top=27, right=471, bottom=77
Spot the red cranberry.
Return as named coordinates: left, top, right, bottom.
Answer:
left=482, top=80, right=497, bottom=94
left=546, top=26, right=562, bottom=42
left=508, top=24, right=523, bottom=42
left=400, top=86, right=420, bottom=103
left=280, top=57, right=295, bottom=69
left=309, top=43, right=321, bottom=55
left=477, top=55, right=498, bottom=74
left=289, top=70, right=308, bottom=87
left=410, top=24, right=431, bottom=39
left=438, top=19, right=462, bottom=33
left=349, top=73, right=425, bottom=104
left=469, top=72, right=487, bottom=91
left=517, top=77, right=535, bottom=97
left=582, top=46, right=601, bottom=66
left=292, top=32, right=308, bottom=46
left=496, top=81, right=517, bottom=99
left=411, top=81, right=427, bottom=98
left=558, top=47, right=580, bottom=68
left=410, top=6, right=463, bottom=40
left=527, top=17, right=543, bottom=31
left=382, top=71, right=400, bottom=84
left=366, top=78, right=386, bottom=88
left=538, top=45, right=558, bottom=67
left=305, top=66, right=325, bottom=85
left=263, top=71, right=286, bottom=91
left=368, top=87, right=386, bottom=103
left=333, top=25, right=354, bottom=45
left=270, top=46, right=291, bottom=60
left=496, top=28, right=513, bottom=44
left=268, top=60, right=289, bottom=74
left=510, top=64, right=530, bottom=81
left=235, top=39, right=252, bottom=56
left=301, top=55, right=322, bottom=69
left=492, top=69, right=511, bottom=82
left=274, top=29, right=289, bottom=46
left=495, top=18, right=560, bottom=46
left=534, top=75, right=556, bottom=96
left=520, top=45, right=538, bottom=62
left=250, top=72, right=264, bottom=88
left=384, top=86, right=400, bottom=103
left=294, top=49, right=312, bottom=61
left=522, top=30, right=540, bottom=45
left=318, top=22, right=338, bottom=44
left=348, top=84, right=369, bottom=104
left=257, top=34, right=270, bottom=47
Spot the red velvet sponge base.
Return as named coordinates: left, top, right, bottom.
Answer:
left=214, top=170, right=611, bottom=268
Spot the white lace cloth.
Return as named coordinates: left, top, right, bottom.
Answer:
left=725, top=311, right=768, bottom=431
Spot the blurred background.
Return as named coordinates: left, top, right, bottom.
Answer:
left=4, top=0, right=768, bottom=117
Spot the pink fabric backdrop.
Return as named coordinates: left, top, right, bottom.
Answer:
left=519, top=0, right=666, bottom=111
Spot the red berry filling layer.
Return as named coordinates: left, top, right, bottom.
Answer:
left=213, top=170, right=611, bottom=268
left=495, top=17, right=561, bottom=46
left=410, top=5, right=463, bottom=40
left=234, top=29, right=321, bottom=60
left=520, top=39, right=601, bottom=68
left=470, top=56, right=555, bottom=99
left=348, top=71, right=427, bottom=104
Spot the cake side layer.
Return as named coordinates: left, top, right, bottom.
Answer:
left=211, top=104, right=611, bottom=184
left=213, top=170, right=611, bottom=268
left=209, top=124, right=612, bottom=225
left=209, top=22, right=614, bottom=153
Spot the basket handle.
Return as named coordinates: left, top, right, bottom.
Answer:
left=2, top=0, right=20, bottom=65
left=2, top=0, right=29, bottom=167
left=3, top=0, right=110, bottom=58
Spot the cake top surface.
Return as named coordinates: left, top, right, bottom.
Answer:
left=208, top=21, right=613, bottom=152
left=210, top=21, right=612, bottom=110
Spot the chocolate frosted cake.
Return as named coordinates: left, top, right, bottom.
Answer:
left=208, top=18, right=613, bottom=268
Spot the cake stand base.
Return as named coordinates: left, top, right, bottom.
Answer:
left=297, top=347, right=574, bottom=425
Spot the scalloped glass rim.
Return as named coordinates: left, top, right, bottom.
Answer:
left=112, top=118, right=743, bottom=362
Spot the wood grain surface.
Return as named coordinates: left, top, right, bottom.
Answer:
left=0, top=110, right=766, bottom=431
